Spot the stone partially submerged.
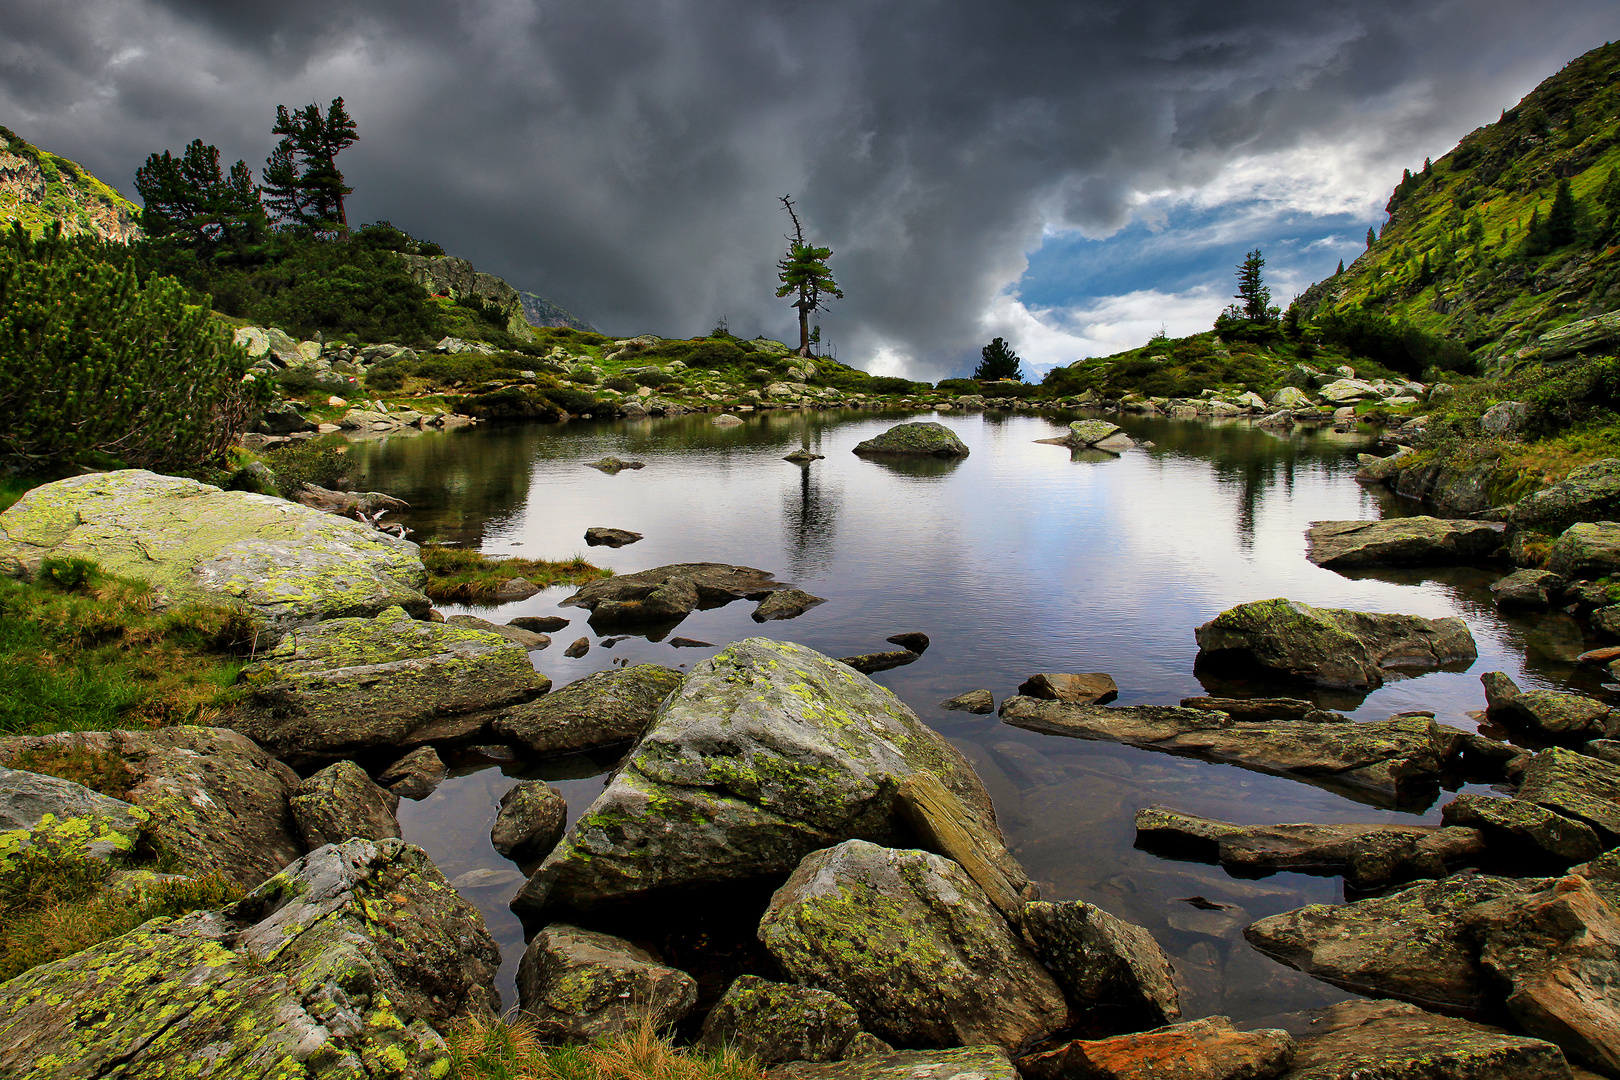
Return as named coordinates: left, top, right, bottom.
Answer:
left=561, top=562, right=789, bottom=628
left=852, top=422, right=970, bottom=458
left=0, top=838, right=500, bottom=1079
left=511, top=639, right=1011, bottom=916
left=1193, top=598, right=1478, bottom=690
left=1304, top=517, right=1504, bottom=569
left=0, top=470, right=429, bottom=646
left=1481, top=671, right=1620, bottom=743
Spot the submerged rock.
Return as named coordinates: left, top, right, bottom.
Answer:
left=377, top=745, right=447, bottom=801
left=562, top=562, right=787, bottom=627
left=491, top=664, right=683, bottom=756
left=1283, top=1000, right=1574, bottom=1080
left=941, top=689, right=996, bottom=714
left=758, top=840, right=1068, bottom=1052
left=0, top=470, right=429, bottom=646
left=513, top=639, right=1008, bottom=915
left=0, top=838, right=500, bottom=1078
left=1016, top=1016, right=1293, bottom=1080
left=1304, top=517, right=1504, bottom=569
left=852, top=422, right=971, bottom=458
left=697, top=975, right=865, bottom=1064
left=490, top=780, right=570, bottom=861
left=1193, top=598, right=1478, bottom=691
left=288, top=760, right=401, bottom=848
left=1021, top=899, right=1180, bottom=1028
left=515, top=923, right=697, bottom=1043
left=1000, top=699, right=1465, bottom=806
left=228, top=606, right=548, bottom=761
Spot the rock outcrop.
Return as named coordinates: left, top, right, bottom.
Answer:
left=1511, top=459, right=1620, bottom=536
left=492, top=664, right=683, bottom=756
left=516, top=924, right=697, bottom=1043
left=1304, top=517, right=1504, bottom=568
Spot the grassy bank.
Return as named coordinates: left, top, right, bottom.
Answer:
left=448, top=1016, right=763, bottom=1080
left=422, top=546, right=610, bottom=603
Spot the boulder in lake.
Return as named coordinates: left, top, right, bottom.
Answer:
left=491, top=664, right=683, bottom=756
left=1440, top=793, right=1602, bottom=867
left=1546, top=521, right=1620, bottom=581
left=1481, top=671, right=1619, bottom=742
left=512, top=638, right=1010, bottom=915
left=1067, top=419, right=1123, bottom=446
left=1492, top=569, right=1565, bottom=610
left=515, top=923, right=697, bottom=1043
left=510, top=615, right=571, bottom=633
left=584, top=526, right=643, bottom=547
left=0, top=838, right=500, bottom=1078
left=1021, top=899, right=1180, bottom=1028
left=584, top=456, right=645, bottom=473
left=852, top=422, right=970, bottom=458
left=754, top=588, right=827, bottom=621
left=1017, top=672, right=1119, bottom=705
left=377, top=745, right=447, bottom=800
left=1193, top=598, right=1478, bottom=691
left=562, top=562, right=787, bottom=627
left=1282, top=1000, right=1574, bottom=1080
left=940, top=689, right=995, bottom=714
left=758, top=840, right=1068, bottom=1052
left=697, top=975, right=865, bottom=1064
left=838, top=649, right=920, bottom=673
left=1015, top=1016, right=1293, bottom=1080
left=228, top=606, right=548, bottom=761
left=288, top=760, right=401, bottom=848
left=1305, top=517, right=1504, bottom=569
left=490, top=780, right=570, bottom=861
left=0, top=470, right=429, bottom=646
left=784, top=448, right=825, bottom=463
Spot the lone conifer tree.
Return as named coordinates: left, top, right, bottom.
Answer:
left=973, top=337, right=1023, bottom=381
left=775, top=196, right=842, bottom=357
left=263, top=98, right=359, bottom=233
left=1234, top=249, right=1272, bottom=322
left=1366, top=226, right=1377, bottom=248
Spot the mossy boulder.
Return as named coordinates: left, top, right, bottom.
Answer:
left=1481, top=670, right=1620, bottom=742
left=1517, top=746, right=1620, bottom=842
left=1021, top=899, right=1180, bottom=1029
left=0, top=470, right=430, bottom=646
left=1193, top=597, right=1478, bottom=690
left=289, top=760, right=401, bottom=849
left=511, top=638, right=1008, bottom=916
left=1512, top=459, right=1620, bottom=535
left=0, top=727, right=302, bottom=890
left=1305, top=517, right=1505, bottom=569
left=757, top=840, right=1068, bottom=1052
left=229, top=606, right=549, bottom=761
left=852, top=422, right=970, bottom=458
left=515, top=923, right=696, bottom=1043
left=0, top=765, right=149, bottom=873
left=1441, top=793, right=1602, bottom=866
left=491, top=664, right=682, bottom=756
left=697, top=976, right=868, bottom=1064
left=0, top=837, right=500, bottom=1078
left=490, top=780, right=568, bottom=861
left=1545, top=521, right=1620, bottom=580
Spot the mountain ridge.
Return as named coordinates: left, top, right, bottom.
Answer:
left=0, top=126, right=141, bottom=244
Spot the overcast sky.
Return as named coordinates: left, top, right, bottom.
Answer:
left=4, top=1, right=1617, bottom=379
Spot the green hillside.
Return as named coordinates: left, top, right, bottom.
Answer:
left=0, top=126, right=142, bottom=243
left=1298, top=39, right=1620, bottom=363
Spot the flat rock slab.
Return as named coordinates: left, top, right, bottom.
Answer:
left=491, top=664, right=683, bottom=756
left=513, top=639, right=1006, bottom=915
left=773, top=1047, right=1018, bottom=1080
left=1283, top=1000, right=1575, bottom=1080
left=839, top=649, right=919, bottom=673
left=1016, top=1015, right=1293, bottom=1080
left=1305, top=517, right=1504, bottom=569
left=0, top=838, right=500, bottom=1079
left=1194, top=598, right=1478, bottom=691
left=1000, top=698, right=1464, bottom=806
left=229, top=606, right=548, bottom=760
left=0, top=726, right=302, bottom=890
left=0, top=765, right=149, bottom=865
left=852, top=422, right=971, bottom=457
left=445, top=613, right=551, bottom=650
left=562, top=562, right=788, bottom=627
left=1441, top=793, right=1603, bottom=866
left=1519, top=747, right=1620, bottom=841
left=0, top=470, right=429, bottom=645
left=1180, top=696, right=1316, bottom=720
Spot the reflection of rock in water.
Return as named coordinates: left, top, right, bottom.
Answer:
left=782, top=465, right=841, bottom=577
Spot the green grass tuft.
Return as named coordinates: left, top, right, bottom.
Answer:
left=421, top=545, right=611, bottom=603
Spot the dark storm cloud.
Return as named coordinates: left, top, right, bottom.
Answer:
left=3, top=0, right=1617, bottom=375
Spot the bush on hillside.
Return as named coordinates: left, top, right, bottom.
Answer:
left=1315, top=311, right=1475, bottom=377
left=864, top=376, right=921, bottom=394
left=0, top=224, right=271, bottom=472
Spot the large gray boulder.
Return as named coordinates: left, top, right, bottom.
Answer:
left=512, top=639, right=1008, bottom=915
left=1280, top=1000, right=1574, bottom=1080
left=229, top=606, right=548, bottom=761
left=491, top=664, right=683, bottom=756
left=757, top=840, right=1068, bottom=1052
left=1305, top=517, right=1504, bottom=569
left=1512, top=459, right=1620, bottom=535
left=0, top=726, right=302, bottom=889
left=289, top=760, right=402, bottom=849
left=0, top=838, right=500, bottom=1078
left=852, top=422, right=970, bottom=457
left=0, top=470, right=429, bottom=646
left=1016, top=1016, right=1293, bottom=1080
left=0, top=765, right=149, bottom=866
left=1193, top=598, right=1478, bottom=690
left=1000, top=699, right=1467, bottom=806
left=1020, top=899, right=1180, bottom=1028
left=515, top=923, right=696, bottom=1043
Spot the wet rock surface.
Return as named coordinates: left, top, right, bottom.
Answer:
left=562, top=562, right=788, bottom=627
left=491, top=779, right=570, bottom=861
left=289, top=760, right=402, bottom=848
left=377, top=745, right=447, bottom=800
left=1282, top=1000, right=1574, bottom=1080
left=696, top=975, right=866, bottom=1064
left=758, top=840, right=1068, bottom=1052
left=492, top=664, right=683, bottom=756
left=1179, top=696, right=1316, bottom=720
left=1021, top=899, right=1181, bottom=1028
left=1193, top=598, right=1477, bottom=691
left=1305, top=517, right=1504, bottom=569
left=941, top=689, right=996, bottom=713
left=838, top=649, right=921, bottom=673
left=1018, top=672, right=1120, bottom=704
left=1017, top=1016, right=1293, bottom=1080
left=0, top=838, right=500, bottom=1078
left=228, top=606, right=548, bottom=760
left=852, top=422, right=971, bottom=457
left=1440, top=793, right=1603, bottom=867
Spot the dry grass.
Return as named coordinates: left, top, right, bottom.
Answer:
left=421, top=545, right=611, bottom=603
left=446, top=1015, right=764, bottom=1080
left=9, top=745, right=136, bottom=799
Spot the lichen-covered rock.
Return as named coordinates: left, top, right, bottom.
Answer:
left=1016, top=1016, right=1293, bottom=1080
left=1244, top=876, right=1547, bottom=1017
left=229, top=606, right=548, bottom=760
left=1282, top=1000, right=1574, bottom=1080
left=1441, top=794, right=1603, bottom=867
left=444, top=613, right=551, bottom=649
left=1305, top=517, right=1505, bottom=569
left=513, top=639, right=1008, bottom=915
left=1021, top=899, right=1180, bottom=1028
left=491, top=780, right=569, bottom=861
left=758, top=840, right=1067, bottom=1052
left=1481, top=671, right=1619, bottom=742
left=1066, top=419, right=1124, bottom=447
left=852, top=422, right=970, bottom=458
left=1193, top=598, right=1478, bottom=690
left=0, top=765, right=149, bottom=870
left=1512, top=459, right=1620, bottom=536
left=697, top=975, right=863, bottom=1063
left=491, top=664, right=682, bottom=756
left=377, top=746, right=447, bottom=801
left=1518, top=747, right=1620, bottom=841
left=289, top=760, right=402, bottom=849
left=1546, top=521, right=1620, bottom=581
left=0, top=726, right=302, bottom=889
left=774, top=1046, right=1018, bottom=1080
left=0, top=838, right=500, bottom=1078
left=515, top=923, right=696, bottom=1043
left=0, top=470, right=429, bottom=645
left=1492, top=569, right=1566, bottom=610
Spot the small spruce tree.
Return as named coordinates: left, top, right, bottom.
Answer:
left=973, top=337, right=1023, bottom=381
left=1234, top=249, right=1273, bottom=322
left=1366, top=226, right=1377, bottom=248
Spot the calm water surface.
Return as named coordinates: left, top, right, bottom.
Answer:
left=350, top=409, right=1595, bottom=1027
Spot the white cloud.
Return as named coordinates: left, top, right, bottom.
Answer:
left=981, top=285, right=1229, bottom=378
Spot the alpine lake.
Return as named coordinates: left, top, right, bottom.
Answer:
left=347, top=407, right=1598, bottom=1028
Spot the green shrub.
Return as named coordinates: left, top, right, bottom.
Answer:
left=683, top=340, right=748, bottom=368
left=363, top=363, right=405, bottom=391
left=465, top=387, right=559, bottom=422
left=935, top=378, right=980, bottom=394
left=262, top=437, right=351, bottom=497
left=0, top=224, right=271, bottom=472
left=603, top=375, right=637, bottom=393
left=634, top=370, right=674, bottom=388
left=866, top=376, right=920, bottom=395
left=544, top=387, right=600, bottom=415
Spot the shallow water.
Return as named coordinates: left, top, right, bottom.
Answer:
left=351, top=409, right=1598, bottom=1024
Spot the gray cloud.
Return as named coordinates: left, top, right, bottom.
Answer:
left=3, top=0, right=1617, bottom=376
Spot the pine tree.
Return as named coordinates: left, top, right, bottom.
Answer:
left=1234, top=249, right=1272, bottom=322
left=1366, top=226, right=1377, bottom=248
left=263, top=98, right=359, bottom=232
left=775, top=196, right=842, bottom=358
left=1545, top=178, right=1578, bottom=247
left=1336, top=259, right=1345, bottom=275
left=134, top=140, right=265, bottom=248
left=973, top=337, right=1023, bottom=381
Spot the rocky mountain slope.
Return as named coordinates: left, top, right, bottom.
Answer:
left=0, top=126, right=141, bottom=243
left=520, top=290, right=595, bottom=332
left=1298, top=40, right=1620, bottom=366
